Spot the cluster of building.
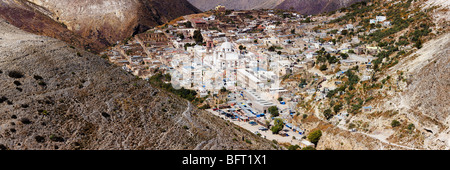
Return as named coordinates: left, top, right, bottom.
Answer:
left=101, top=5, right=393, bottom=144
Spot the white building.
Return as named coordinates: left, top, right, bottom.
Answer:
left=237, top=69, right=262, bottom=90
left=376, top=16, right=386, bottom=22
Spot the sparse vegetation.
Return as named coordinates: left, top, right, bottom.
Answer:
left=288, top=144, right=300, bottom=150
left=20, top=118, right=31, bottom=124
left=391, top=120, right=401, bottom=128
left=149, top=73, right=198, bottom=102
left=33, top=75, right=43, bottom=80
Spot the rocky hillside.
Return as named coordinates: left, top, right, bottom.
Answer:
left=0, top=0, right=201, bottom=53
left=382, top=31, right=450, bottom=149
left=291, top=0, right=449, bottom=150
left=0, top=19, right=277, bottom=150
left=275, top=0, right=365, bottom=15
left=187, top=0, right=284, bottom=11
left=295, top=32, right=449, bottom=150
left=0, top=0, right=102, bottom=52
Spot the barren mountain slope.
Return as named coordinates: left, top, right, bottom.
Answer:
left=0, top=19, right=276, bottom=150
left=382, top=32, right=450, bottom=149
left=276, top=0, right=365, bottom=15
left=1, top=0, right=200, bottom=53
left=187, top=0, right=284, bottom=11
left=0, top=0, right=105, bottom=52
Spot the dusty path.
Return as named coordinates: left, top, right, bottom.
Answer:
left=177, top=101, right=192, bottom=124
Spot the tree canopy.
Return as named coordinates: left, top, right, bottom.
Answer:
left=268, top=106, right=279, bottom=117
left=193, top=30, right=203, bottom=44
left=307, top=130, right=322, bottom=146
left=271, top=118, right=284, bottom=134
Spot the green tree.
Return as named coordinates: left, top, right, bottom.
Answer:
left=288, top=145, right=300, bottom=150
left=414, top=39, right=423, bottom=49
left=391, top=120, right=401, bottom=128
left=268, top=106, right=279, bottom=117
left=323, top=109, right=333, bottom=120
left=407, top=123, right=415, bottom=130
left=193, top=30, right=203, bottom=44
left=271, top=118, right=284, bottom=134
left=341, top=30, right=348, bottom=36
left=268, top=46, right=276, bottom=52
left=333, top=104, right=343, bottom=114
left=319, top=64, right=328, bottom=71
left=307, top=130, right=322, bottom=146
left=277, top=97, right=283, bottom=102
left=239, top=45, right=246, bottom=51
left=177, top=33, right=185, bottom=40
left=340, top=53, right=349, bottom=59
left=184, top=21, right=193, bottom=28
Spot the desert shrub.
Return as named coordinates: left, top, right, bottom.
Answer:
left=391, top=120, right=401, bottom=127
left=0, top=144, right=8, bottom=150
left=323, top=109, right=333, bottom=120
left=35, top=136, right=45, bottom=143
left=101, top=112, right=110, bottom=118
left=0, top=96, right=8, bottom=103
left=348, top=123, right=356, bottom=129
left=198, top=104, right=211, bottom=110
left=333, top=104, right=343, bottom=114
left=49, top=135, right=64, bottom=142
left=319, top=64, right=328, bottom=71
left=8, top=70, right=24, bottom=79
left=302, top=114, right=308, bottom=119
left=407, top=123, right=415, bottom=131
left=301, top=146, right=316, bottom=150
left=288, top=145, right=300, bottom=150
left=38, top=81, right=47, bottom=86
left=13, top=81, right=22, bottom=86
left=33, top=75, right=43, bottom=80
left=20, top=118, right=31, bottom=124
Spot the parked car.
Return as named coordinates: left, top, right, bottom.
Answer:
left=258, top=127, right=268, bottom=131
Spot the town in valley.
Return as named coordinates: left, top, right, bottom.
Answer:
left=100, top=2, right=439, bottom=149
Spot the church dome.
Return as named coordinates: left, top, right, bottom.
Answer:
left=219, top=42, right=235, bottom=52
left=221, top=42, right=234, bottom=50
